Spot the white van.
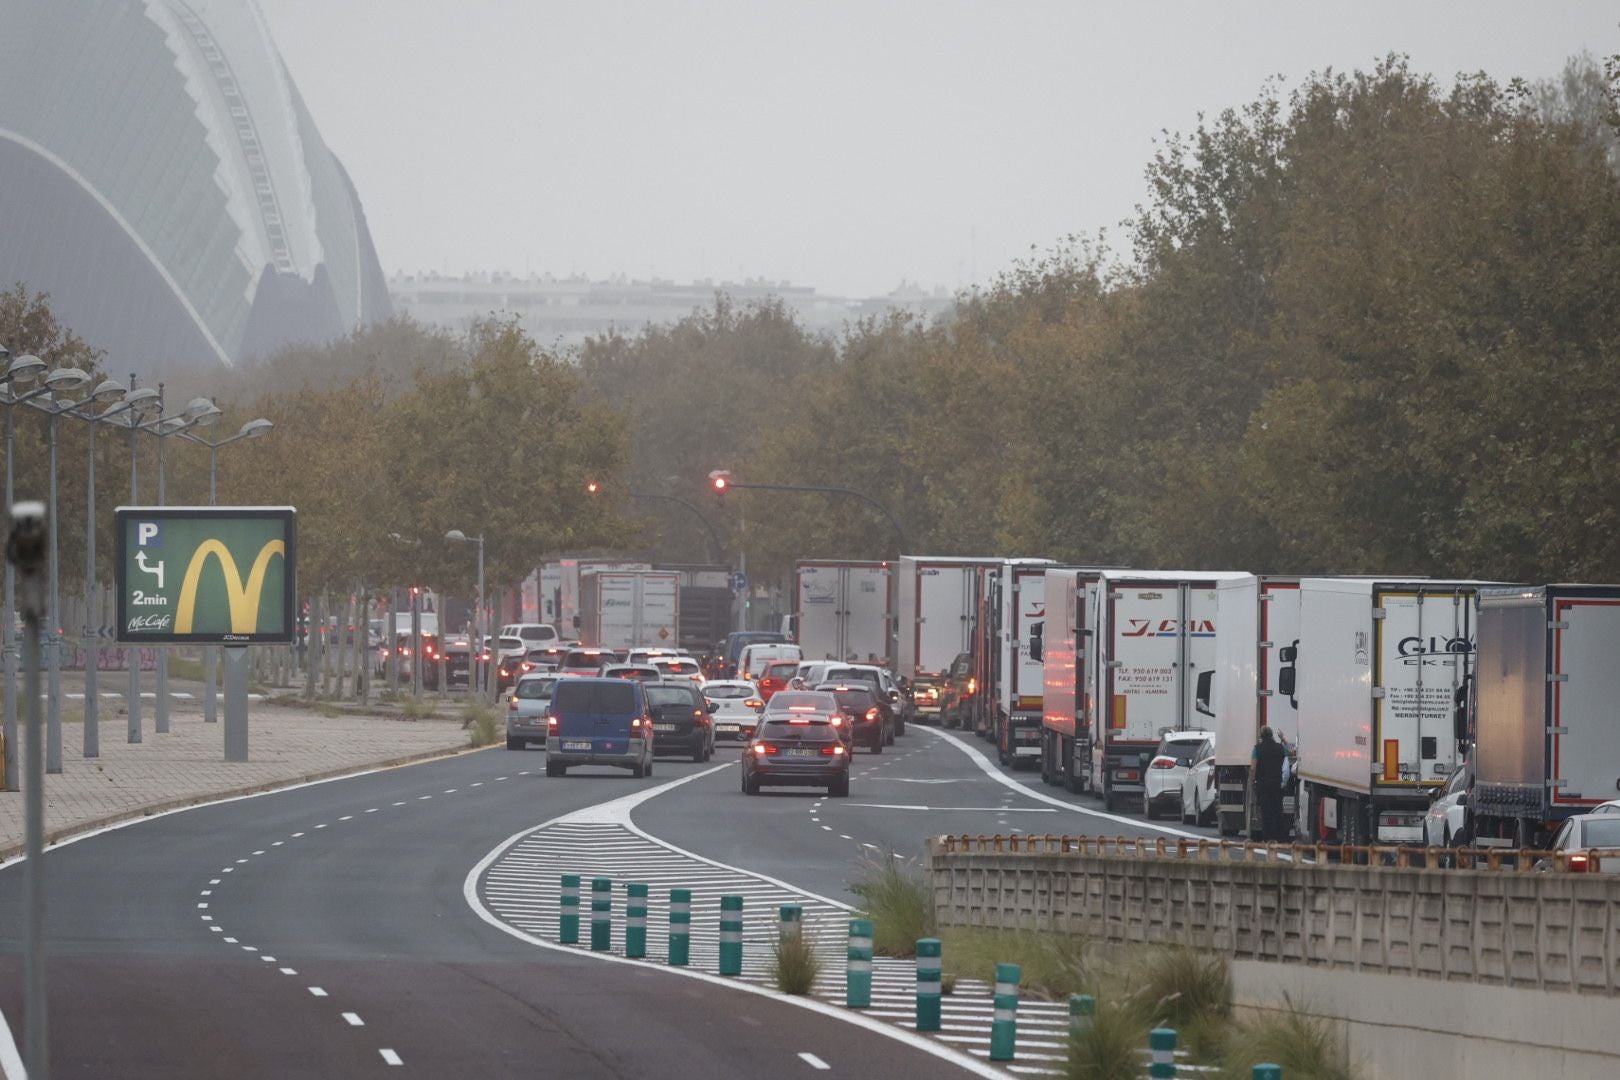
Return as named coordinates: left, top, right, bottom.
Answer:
left=501, top=622, right=559, bottom=647
left=739, top=643, right=804, bottom=680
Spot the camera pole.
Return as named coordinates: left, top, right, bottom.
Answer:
left=9, top=499, right=51, bottom=1078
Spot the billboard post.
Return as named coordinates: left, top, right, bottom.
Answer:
left=114, top=506, right=296, bottom=762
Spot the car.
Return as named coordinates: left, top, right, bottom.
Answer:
left=650, top=655, right=705, bottom=682
left=506, top=673, right=558, bottom=749
left=544, top=677, right=655, bottom=778
left=424, top=634, right=473, bottom=690
left=810, top=663, right=906, bottom=737
left=814, top=683, right=890, bottom=752
left=559, top=648, right=615, bottom=675
left=720, top=631, right=788, bottom=679
left=938, top=652, right=975, bottom=730
left=601, top=664, right=662, bottom=682
left=501, top=622, right=560, bottom=648
left=1179, top=737, right=1217, bottom=826
left=739, top=642, right=803, bottom=681
left=1144, top=729, right=1216, bottom=819
left=755, top=660, right=799, bottom=704
left=1540, top=813, right=1620, bottom=872
left=525, top=644, right=568, bottom=671
left=1424, top=761, right=1473, bottom=849
left=764, top=690, right=849, bottom=745
left=490, top=635, right=528, bottom=690
left=627, top=647, right=690, bottom=666
left=741, top=713, right=850, bottom=797
left=702, top=680, right=765, bottom=742
left=646, top=681, right=716, bottom=762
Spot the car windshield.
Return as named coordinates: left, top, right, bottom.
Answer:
left=762, top=662, right=798, bottom=680
left=514, top=678, right=556, bottom=699
left=551, top=681, right=637, bottom=714
left=655, top=659, right=701, bottom=675
left=606, top=666, right=659, bottom=680
left=821, top=687, right=876, bottom=711
left=645, top=685, right=695, bottom=708
left=1580, top=818, right=1620, bottom=848
left=759, top=719, right=837, bottom=742
left=1156, top=736, right=1206, bottom=766
left=766, top=692, right=837, bottom=713
left=562, top=651, right=607, bottom=668
left=704, top=685, right=752, bottom=699
left=827, top=668, right=880, bottom=688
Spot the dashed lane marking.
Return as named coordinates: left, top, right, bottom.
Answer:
left=343, top=1013, right=365, bottom=1027
left=380, top=1049, right=403, bottom=1065
left=799, top=1051, right=831, bottom=1070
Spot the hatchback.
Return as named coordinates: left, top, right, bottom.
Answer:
left=545, top=677, right=655, bottom=778
left=1144, top=729, right=1216, bottom=819
left=815, top=683, right=889, bottom=752
left=702, top=680, right=765, bottom=742
left=646, top=681, right=716, bottom=761
left=741, top=714, right=850, bottom=797
left=506, top=673, right=557, bottom=749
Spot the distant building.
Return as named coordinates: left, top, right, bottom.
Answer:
left=0, top=0, right=391, bottom=375
left=389, top=272, right=956, bottom=351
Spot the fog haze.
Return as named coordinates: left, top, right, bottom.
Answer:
left=258, top=1, right=1617, bottom=297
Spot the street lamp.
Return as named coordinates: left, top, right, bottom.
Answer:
left=445, top=529, right=485, bottom=700
left=62, top=378, right=144, bottom=759
left=178, top=415, right=272, bottom=721
left=31, top=367, right=94, bottom=774
left=1, top=348, right=51, bottom=791
left=585, top=480, right=724, bottom=564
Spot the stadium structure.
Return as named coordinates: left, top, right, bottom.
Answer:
left=0, top=0, right=391, bottom=373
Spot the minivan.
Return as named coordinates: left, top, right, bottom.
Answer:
left=545, top=677, right=655, bottom=778
left=739, top=642, right=803, bottom=681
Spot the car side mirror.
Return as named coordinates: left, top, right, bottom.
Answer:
left=1028, top=621, right=1044, bottom=663
left=888, top=690, right=901, bottom=704
left=707, top=702, right=718, bottom=713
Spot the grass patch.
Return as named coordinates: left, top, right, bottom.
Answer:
left=1066, top=993, right=1156, bottom=1080
left=940, top=972, right=957, bottom=995
left=772, top=931, right=821, bottom=995
left=939, top=926, right=1087, bottom=1000
left=463, top=704, right=499, bottom=747
left=400, top=696, right=438, bottom=720
left=1214, top=1000, right=1356, bottom=1080
left=1134, top=945, right=1231, bottom=1032
left=848, top=851, right=933, bottom=957
left=167, top=655, right=208, bottom=682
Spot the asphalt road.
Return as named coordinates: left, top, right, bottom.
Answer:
left=0, top=748, right=987, bottom=1079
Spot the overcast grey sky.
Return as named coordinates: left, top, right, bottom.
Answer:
left=258, top=1, right=1617, bottom=298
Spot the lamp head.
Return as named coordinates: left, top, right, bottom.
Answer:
left=5, top=354, right=46, bottom=387
left=239, top=417, right=273, bottom=439
left=124, top=386, right=161, bottom=413
left=43, top=367, right=91, bottom=393
left=445, top=529, right=468, bottom=543
left=190, top=401, right=223, bottom=428
left=89, top=378, right=126, bottom=404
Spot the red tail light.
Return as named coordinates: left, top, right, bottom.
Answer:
left=1569, top=853, right=1591, bottom=872
left=752, top=743, right=777, bottom=756
left=508, top=698, right=518, bottom=711
left=546, top=713, right=559, bottom=730
left=966, top=678, right=977, bottom=695
left=1149, top=757, right=1177, bottom=770
left=830, top=716, right=843, bottom=727
left=865, top=708, right=879, bottom=722
left=821, top=745, right=846, bottom=756
left=745, top=698, right=764, bottom=710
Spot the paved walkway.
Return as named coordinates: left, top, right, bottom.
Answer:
left=0, top=692, right=475, bottom=859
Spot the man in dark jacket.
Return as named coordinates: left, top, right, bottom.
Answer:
left=1252, top=726, right=1288, bottom=841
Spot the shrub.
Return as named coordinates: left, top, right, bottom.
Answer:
left=848, top=851, right=933, bottom=957
left=772, top=931, right=821, bottom=995
left=1134, top=946, right=1230, bottom=1031
left=1218, top=999, right=1356, bottom=1080
left=400, top=697, right=437, bottom=720
left=1067, top=993, right=1155, bottom=1080
left=464, top=705, right=499, bottom=747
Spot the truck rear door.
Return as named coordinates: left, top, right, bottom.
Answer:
left=1551, top=594, right=1620, bottom=810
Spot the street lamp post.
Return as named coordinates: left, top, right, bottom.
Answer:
left=445, top=530, right=485, bottom=701
left=38, top=366, right=94, bottom=774
left=0, top=348, right=48, bottom=791
left=178, top=417, right=272, bottom=722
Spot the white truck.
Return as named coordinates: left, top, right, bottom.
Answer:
left=541, top=559, right=652, bottom=639
left=1207, top=576, right=1303, bottom=837
left=1039, top=568, right=1109, bottom=792
left=1083, top=571, right=1247, bottom=812
left=1293, top=579, right=1484, bottom=845
left=795, top=560, right=892, bottom=664
left=894, top=556, right=1002, bottom=722
left=1468, top=584, right=1620, bottom=848
left=988, top=559, right=1055, bottom=767
left=577, top=570, right=680, bottom=650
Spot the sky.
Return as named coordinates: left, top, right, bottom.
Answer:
left=258, top=1, right=1618, bottom=299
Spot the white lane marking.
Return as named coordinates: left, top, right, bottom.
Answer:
left=200, top=890, right=211, bottom=896
left=252, top=850, right=265, bottom=855
left=464, top=792, right=1004, bottom=1080
left=224, top=937, right=238, bottom=943
left=366, top=808, right=379, bottom=813
left=443, top=789, right=457, bottom=794
left=308, top=987, right=328, bottom=997
left=197, top=903, right=208, bottom=909
left=271, top=841, right=284, bottom=847
left=799, top=1052, right=831, bottom=1070
left=392, top=801, right=406, bottom=806
left=209, top=879, right=220, bottom=884
left=922, top=727, right=1203, bottom=839
left=315, top=824, right=329, bottom=829
left=209, top=926, right=222, bottom=932
left=242, top=945, right=257, bottom=952
left=200, top=916, right=212, bottom=922
left=221, top=868, right=233, bottom=873
left=280, top=967, right=297, bottom=975
left=820, top=825, right=833, bottom=832
left=340, top=815, right=354, bottom=821
left=418, top=795, right=432, bottom=801
left=261, top=956, right=276, bottom=962
left=235, top=858, right=248, bottom=864
left=471, top=782, right=483, bottom=787
left=839, top=834, right=853, bottom=840
left=343, top=1013, right=365, bottom=1027
left=0, top=1001, right=27, bottom=1080
left=291, top=832, right=304, bottom=838
left=495, top=776, right=508, bottom=781
left=380, top=1049, right=403, bottom=1065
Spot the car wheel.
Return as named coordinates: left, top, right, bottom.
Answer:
left=1182, top=792, right=1195, bottom=826
left=632, top=761, right=646, bottom=779
left=645, top=758, right=654, bottom=777
left=692, top=745, right=705, bottom=763
left=744, top=774, right=760, bottom=796
left=545, top=760, right=565, bottom=778
left=506, top=736, right=522, bottom=751
left=871, top=737, right=883, bottom=755
left=829, top=776, right=849, bottom=798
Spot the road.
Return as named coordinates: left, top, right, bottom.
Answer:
left=0, top=722, right=1202, bottom=1078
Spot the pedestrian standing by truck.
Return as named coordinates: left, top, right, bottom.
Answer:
left=1252, top=726, right=1287, bottom=841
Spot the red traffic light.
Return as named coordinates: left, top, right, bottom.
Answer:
left=709, top=469, right=733, bottom=493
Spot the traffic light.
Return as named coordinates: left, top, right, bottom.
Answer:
left=585, top=479, right=600, bottom=495
left=708, top=469, right=732, bottom=504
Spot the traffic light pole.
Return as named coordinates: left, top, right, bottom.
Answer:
left=718, top=480, right=909, bottom=553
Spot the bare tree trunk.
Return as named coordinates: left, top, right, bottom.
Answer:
left=303, top=596, right=317, bottom=701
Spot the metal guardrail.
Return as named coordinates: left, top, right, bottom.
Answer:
left=933, top=833, right=1604, bottom=872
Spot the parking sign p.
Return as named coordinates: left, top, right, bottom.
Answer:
left=137, top=522, right=160, bottom=547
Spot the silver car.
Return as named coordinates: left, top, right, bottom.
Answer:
left=506, top=673, right=558, bottom=750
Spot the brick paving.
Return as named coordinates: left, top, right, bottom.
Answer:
left=0, top=690, right=474, bottom=858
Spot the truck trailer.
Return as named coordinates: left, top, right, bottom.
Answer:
left=577, top=570, right=681, bottom=650
left=795, top=560, right=892, bottom=664
left=893, top=556, right=1002, bottom=722
left=1082, top=571, right=1246, bottom=812
left=541, top=559, right=652, bottom=638
left=1293, top=579, right=1485, bottom=845
left=1469, top=584, right=1620, bottom=848
left=986, top=559, right=1055, bottom=767
left=1209, top=576, right=1303, bottom=838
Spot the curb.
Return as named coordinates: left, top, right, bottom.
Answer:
left=0, top=740, right=488, bottom=863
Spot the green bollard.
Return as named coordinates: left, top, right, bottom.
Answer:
left=719, top=895, right=744, bottom=976
left=915, top=937, right=942, bottom=1032
left=668, top=888, right=691, bottom=966
left=559, top=874, right=580, bottom=945
left=989, top=962, right=1020, bottom=1061
left=590, top=877, right=612, bottom=952
left=1149, top=1027, right=1178, bottom=1077
left=779, top=903, right=802, bottom=940
left=626, top=883, right=648, bottom=959
left=846, top=918, right=873, bottom=1008
left=1070, top=993, right=1094, bottom=1039
left=1252, top=1067, right=1282, bottom=1080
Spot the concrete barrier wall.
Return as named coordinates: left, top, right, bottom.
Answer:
left=925, top=841, right=1620, bottom=995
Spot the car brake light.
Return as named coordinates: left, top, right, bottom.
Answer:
left=1569, top=853, right=1591, bottom=872
left=508, top=698, right=518, bottom=711
left=830, top=715, right=843, bottom=727
left=789, top=718, right=811, bottom=725
left=865, top=708, right=879, bottom=721
left=745, top=699, right=764, bottom=709
left=966, top=678, right=976, bottom=694
left=1149, top=757, right=1177, bottom=769
left=753, top=744, right=777, bottom=755
left=821, top=745, right=845, bottom=756
left=546, top=713, right=559, bottom=729
left=787, top=705, right=817, bottom=712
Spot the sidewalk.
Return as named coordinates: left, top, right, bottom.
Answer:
left=0, top=690, right=476, bottom=859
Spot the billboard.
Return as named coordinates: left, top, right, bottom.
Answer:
left=114, top=507, right=297, bottom=644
